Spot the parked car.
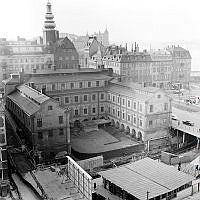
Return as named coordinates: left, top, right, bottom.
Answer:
left=171, top=114, right=178, bottom=120
left=182, top=120, right=194, bottom=126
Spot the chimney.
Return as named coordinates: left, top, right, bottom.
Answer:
left=29, top=82, right=35, bottom=89
left=136, top=44, right=139, bottom=52
left=41, top=87, right=46, bottom=94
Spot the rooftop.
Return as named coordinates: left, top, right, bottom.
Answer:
left=28, top=72, right=111, bottom=84
left=99, top=157, right=194, bottom=199
left=17, top=84, right=50, bottom=104
left=7, top=91, right=40, bottom=116
left=108, top=84, right=151, bottom=102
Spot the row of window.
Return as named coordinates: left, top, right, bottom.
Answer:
left=1, top=57, right=52, bottom=64
left=38, top=128, right=64, bottom=139
left=37, top=116, right=63, bottom=127
left=108, top=107, right=143, bottom=127
left=63, top=93, right=105, bottom=104
left=73, top=106, right=105, bottom=116
left=39, top=80, right=106, bottom=92
left=108, top=94, right=143, bottom=111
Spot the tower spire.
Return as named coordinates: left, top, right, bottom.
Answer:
left=43, top=0, right=58, bottom=45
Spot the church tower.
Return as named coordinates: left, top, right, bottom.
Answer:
left=43, top=1, right=59, bottom=45
left=103, top=28, right=109, bottom=46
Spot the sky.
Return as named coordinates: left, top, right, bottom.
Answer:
left=0, top=0, right=200, bottom=69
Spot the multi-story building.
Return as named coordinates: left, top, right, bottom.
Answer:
left=107, top=81, right=172, bottom=149
left=0, top=41, right=54, bottom=81
left=167, top=45, right=191, bottom=89
left=25, top=69, right=112, bottom=125
left=97, top=45, right=191, bottom=89
left=11, top=66, right=172, bottom=149
left=0, top=1, right=79, bottom=84
left=4, top=75, right=71, bottom=157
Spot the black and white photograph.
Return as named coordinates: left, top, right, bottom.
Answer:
left=0, top=0, right=200, bottom=199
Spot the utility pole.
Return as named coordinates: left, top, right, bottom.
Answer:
left=147, top=191, right=150, bottom=200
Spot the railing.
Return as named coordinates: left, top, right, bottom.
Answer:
left=172, top=120, right=200, bottom=136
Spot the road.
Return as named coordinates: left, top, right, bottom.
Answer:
left=172, top=107, right=200, bottom=129
left=12, top=174, right=40, bottom=200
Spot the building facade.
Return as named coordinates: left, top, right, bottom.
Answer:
left=107, top=81, right=172, bottom=147
left=91, top=45, right=191, bottom=89
left=25, top=69, right=112, bottom=125
left=167, top=46, right=191, bottom=89
left=4, top=77, right=71, bottom=156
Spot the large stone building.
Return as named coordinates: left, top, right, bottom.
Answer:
left=0, top=1, right=79, bottom=84
left=90, top=44, right=191, bottom=89
left=107, top=81, right=172, bottom=149
left=166, top=45, right=191, bottom=89
left=4, top=74, right=71, bottom=157
left=8, top=67, right=172, bottom=150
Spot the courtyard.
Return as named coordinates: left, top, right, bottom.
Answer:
left=71, top=126, right=140, bottom=154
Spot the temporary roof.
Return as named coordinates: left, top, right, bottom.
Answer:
left=99, top=157, right=194, bottom=199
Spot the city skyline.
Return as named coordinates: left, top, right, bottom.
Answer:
left=1, top=0, right=200, bottom=70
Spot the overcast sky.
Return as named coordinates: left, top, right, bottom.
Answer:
left=0, top=0, right=200, bottom=69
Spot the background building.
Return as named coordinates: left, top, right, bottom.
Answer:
left=93, top=44, right=191, bottom=89
left=0, top=1, right=79, bottom=84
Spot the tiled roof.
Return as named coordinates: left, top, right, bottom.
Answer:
left=7, top=91, right=40, bottom=115
left=99, top=157, right=194, bottom=199
left=54, top=37, right=75, bottom=49
left=17, top=85, right=50, bottom=104
left=27, top=73, right=111, bottom=84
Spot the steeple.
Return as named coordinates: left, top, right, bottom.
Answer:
left=43, top=1, right=58, bottom=45
left=44, top=1, right=56, bottom=31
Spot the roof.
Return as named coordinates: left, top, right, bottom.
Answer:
left=99, top=157, right=194, bottom=199
left=28, top=68, right=104, bottom=75
left=7, top=91, right=40, bottom=115
left=54, top=37, right=75, bottom=49
left=108, top=84, right=151, bottom=102
left=27, top=73, right=111, bottom=84
left=117, top=81, right=160, bottom=93
left=17, top=85, right=50, bottom=104
left=166, top=46, right=191, bottom=59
